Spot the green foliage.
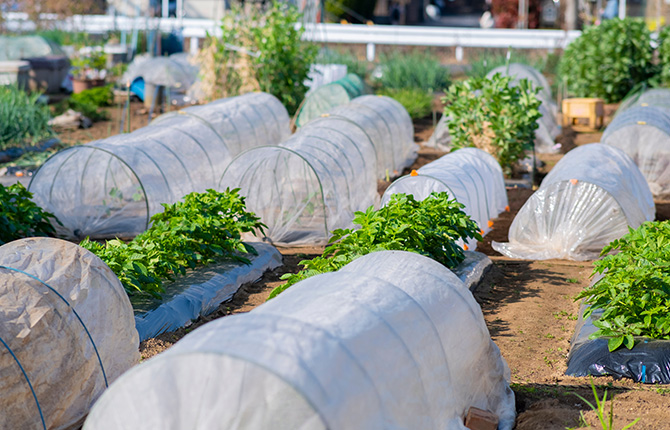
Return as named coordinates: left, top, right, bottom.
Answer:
left=376, top=50, right=450, bottom=93
left=81, top=189, right=265, bottom=297
left=55, top=84, right=114, bottom=122
left=657, top=26, right=670, bottom=87
left=0, top=85, right=53, bottom=150
left=442, top=74, right=542, bottom=176
left=558, top=18, right=655, bottom=103
left=324, top=0, right=377, bottom=23
left=377, top=87, right=433, bottom=119
left=71, top=50, right=108, bottom=77
left=575, top=222, right=670, bottom=352
left=317, top=48, right=368, bottom=79
left=271, top=192, right=482, bottom=299
left=573, top=379, right=639, bottom=430
left=0, top=183, right=59, bottom=245
left=250, top=3, right=318, bottom=115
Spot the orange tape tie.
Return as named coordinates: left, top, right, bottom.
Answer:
left=570, top=179, right=578, bottom=185
left=410, top=170, right=418, bottom=176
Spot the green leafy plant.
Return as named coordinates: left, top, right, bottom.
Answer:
left=375, top=50, right=450, bottom=93
left=55, top=84, right=114, bottom=122
left=82, top=189, right=265, bottom=297
left=71, top=51, right=108, bottom=79
left=0, top=183, right=59, bottom=245
left=657, top=26, right=670, bottom=87
left=559, top=18, right=655, bottom=103
left=377, top=87, right=433, bottom=119
left=575, top=222, right=670, bottom=352
left=442, top=74, right=542, bottom=176
left=0, top=85, right=53, bottom=150
left=573, top=378, right=639, bottom=430
left=270, top=192, right=482, bottom=299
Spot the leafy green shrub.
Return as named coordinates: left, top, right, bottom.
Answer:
left=377, top=87, right=433, bottom=119
left=376, top=50, right=450, bottom=93
left=0, top=183, right=59, bottom=245
left=576, top=221, right=670, bottom=352
left=82, top=189, right=265, bottom=297
left=657, top=26, right=670, bottom=87
left=442, top=74, right=542, bottom=176
left=558, top=18, right=655, bottom=103
left=0, top=86, right=53, bottom=150
left=56, top=84, right=114, bottom=122
left=270, top=192, right=482, bottom=298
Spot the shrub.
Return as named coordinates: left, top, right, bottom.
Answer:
left=0, top=85, right=53, bottom=150
left=199, top=3, right=317, bottom=115
left=55, top=84, right=114, bottom=122
left=82, top=189, right=265, bottom=297
left=559, top=18, right=655, bottom=103
left=657, top=26, right=670, bottom=87
left=271, top=192, right=482, bottom=298
left=377, top=87, right=433, bottom=119
left=575, top=221, right=670, bottom=352
left=0, top=183, right=59, bottom=245
left=442, top=74, right=542, bottom=176
left=375, top=50, right=450, bottom=93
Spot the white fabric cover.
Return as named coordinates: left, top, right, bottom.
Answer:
left=493, top=144, right=655, bottom=260
left=487, top=63, right=560, bottom=154
left=425, top=114, right=452, bottom=151
left=0, top=238, right=139, bottom=430
left=381, top=148, right=508, bottom=250
left=83, top=251, right=515, bottom=430
left=602, top=106, right=670, bottom=199
left=220, top=115, right=379, bottom=245
left=29, top=92, right=290, bottom=240
left=328, top=95, right=418, bottom=179
left=616, top=88, right=670, bottom=116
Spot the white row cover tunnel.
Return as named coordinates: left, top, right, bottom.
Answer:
left=487, top=63, right=560, bottom=154
left=493, top=144, right=655, bottom=260
left=220, top=95, right=416, bottom=245
left=602, top=104, right=670, bottom=199
left=28, top=92, right=290, bottom=239
left=616, top=88, right=670, bottom=116
left=84, top=251, right=516, bottom=430
left=220, top=115, right=379, bottom=245
left=0, top=238, right=139, bottom=430
left=381, top=148, right=508, bottom=250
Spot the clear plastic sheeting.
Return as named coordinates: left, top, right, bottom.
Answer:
left=0, top=35, right=66, bottom=61
left=328, top=95, right=418, bottom=179
left=29, top=92, right=290, bottom=240
left=601, top=106, right=670, bottom=199
left=295, top=73, right=365, bottom=128
left=487, top=63, right=560, bottom=154
left=121, top=53, right=199, bottom=88
left=220, top=115, right=378, bottom=245
left=0, top=238, right=139, bottom=430
left=425, top=115, right=452, bottom=151
left=616, top=88, right=670, bottom=116
left=381, top=148, right=508, bottom=250
left=493, top=144, right=654, bottom=260
left=83, top=251, right=515, bottom=430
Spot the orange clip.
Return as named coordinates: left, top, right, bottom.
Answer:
left=410, top=170, right=418, bottom=177
left=480, top=229, right=485, bottom=236
left=505, top=205, right=510, bottom=212
left=488, top=220, right=494, bottom=228
left=570, top=179, right=578, bottom=185
left=464, top=244, right=469, bottom=251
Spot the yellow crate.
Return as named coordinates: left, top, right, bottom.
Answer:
left=562, top=98, right=604, bottom=131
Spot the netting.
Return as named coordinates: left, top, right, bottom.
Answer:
left=615, top=88, right=670, bottom=116
left=121, top=53, right=199, bottom=89
left=487, top=63, right=560, bottom=154
left=328, top=95, right=417, bottom=179
left=83, top=250, right=515, bottom=430
left=0, top=238, right=139, bottom=430
left=294, top=73, right=366, bottom=128
left=602, top=106, right=670, bottom=199
left=424, top=115, right=451, bottom=151
left=219, top=114, right=378, bottom=245
left=492, top=144, right=654, bottom=260
left=381, top=148, right=508, bottom=250
left=29, top=92, right=290, bottom=240
left=0, top=35, right=65, bottom=61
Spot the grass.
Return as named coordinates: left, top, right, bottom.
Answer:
left=0, top=86, right=53, bottom=151
left=375, top=50, right=450, bottom=93
left=376, top=87, right=433, bottom=119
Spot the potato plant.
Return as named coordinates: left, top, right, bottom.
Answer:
left=576, top=221, right=670, bottom=351
left=271, top=192, right=482, bottom=298
left=82, top=189, right=265, bottom=297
